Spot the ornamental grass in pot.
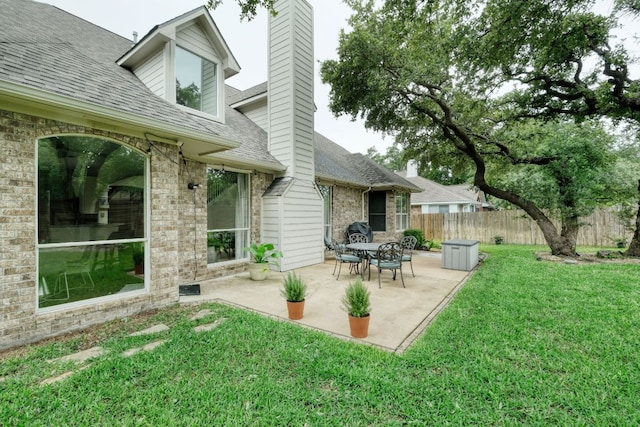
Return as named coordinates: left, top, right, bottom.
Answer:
left=281, top=271, right=307, bottom=320
left=341, top=277, right=371, bottom=338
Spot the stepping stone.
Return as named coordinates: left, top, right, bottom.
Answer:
left=122, top=339, right=168, bottom=357
left=40, top=364, right=91, bottom=385
left=190, top=309, right=212, bottom=320
left=40, top=371, right=74, bottom=385
left=193, top=317, right=228, bottom=332
left=51, top=346, right=105, bottom=364
left=129, top=324, right=169, bottom=336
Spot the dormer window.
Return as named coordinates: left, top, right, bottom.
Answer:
left=175, top=46, right=219, bottom=116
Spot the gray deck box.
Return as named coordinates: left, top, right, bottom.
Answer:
left=442, top=239, right=479, bottom=271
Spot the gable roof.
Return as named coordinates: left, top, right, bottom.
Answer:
left=314, top=133, right=420, bottom=192
left=396, top=172, right=481, bottom=205
left=0, top=0, right=238, bottom=154
left=117, top=6, right=240, bottom=79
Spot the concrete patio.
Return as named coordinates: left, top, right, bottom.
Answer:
left=180, top=251, right=475, bottom=353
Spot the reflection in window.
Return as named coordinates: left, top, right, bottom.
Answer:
left=206, top=168, right=249, bottom=264
left=369, top=191, right=387, bottom=232
left=318, top=185, right=332, bottom=239
left=396, top=192, right=409, bottom=231
left=37, top=136, right=146, bottom=308
left=176, top=46, right=218, bottom=116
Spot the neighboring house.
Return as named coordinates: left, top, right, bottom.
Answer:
left=0, top=0, right=418, bottom=349
left=398, top=162, right=492, bottom=214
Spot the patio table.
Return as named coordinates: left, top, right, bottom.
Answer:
left=346, top=242, right=383, bottom=276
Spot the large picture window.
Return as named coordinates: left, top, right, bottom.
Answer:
left=37, top=136, right=147, bottom=308
left=206, top=168, right=250, bottom=264
left=368, top=191, right=387, bottom=232
left=175, top=46, right=218, bottom=116
left=396, top=192, right=409, bottom=231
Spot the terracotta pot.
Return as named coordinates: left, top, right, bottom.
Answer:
left=286, top=300, right=305, bottom=320
left=248, top=263, right=269, bottom=281
left=134, top=264, right=144, bottom=275
left=348, top=314, right=370, bottom=338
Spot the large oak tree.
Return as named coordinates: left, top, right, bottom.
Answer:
left=320, top=0, right=640, bottom=256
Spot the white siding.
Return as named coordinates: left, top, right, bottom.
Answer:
left=261, top=0, right=322, bottom=270
left=177, top=23, right=220, bottom=59
left=238, top=102, right=268, bottom=131
left=133, top=49, right=165, bottom=97
left=268, top=0, right=315, bottom=183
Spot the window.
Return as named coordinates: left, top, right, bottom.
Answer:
left=206, top=168, right=250, bottom=264
left=368, top=191, right=387, bottom=232
left=175, top=46, right=218, bottom=116
left=438, top=205, right=450, bottom=214
left=396, top=192, right=409, bottom=231
left=37, top=136, right=147, bottom=308
left=318, top=185, right=332, bottom=239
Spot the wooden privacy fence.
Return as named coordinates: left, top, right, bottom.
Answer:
left=410, top=209, right=632, bottom=247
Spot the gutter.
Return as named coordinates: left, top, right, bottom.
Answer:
left=0, top=80, right=239, bottom=153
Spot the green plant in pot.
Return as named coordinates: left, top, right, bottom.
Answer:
left=281, top=271, right=307, bottom=320
left=245, top=242, right=283, bottom=281
left=207, top=233, right=225, bottom=263
left=493, top=235, right=504, bottom=245
left=132, top=242, right=144, bottom=274
left=341, top=277, right=371, bottom=338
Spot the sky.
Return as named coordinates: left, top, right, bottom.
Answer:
left=42, top=0, right=392, bottom=155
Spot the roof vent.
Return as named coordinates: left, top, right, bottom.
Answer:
left=132, top=31, right=138, bottom=44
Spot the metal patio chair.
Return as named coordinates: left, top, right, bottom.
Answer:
left=400, top=235, right=418, bottom=277
left=332, top=239, right=362, bottom=280
left=369, top=241, right=405, bottom=288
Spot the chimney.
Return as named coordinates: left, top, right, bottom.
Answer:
left=407, top=160, right=418, bottom=178
left=267, top=0, right=315, bottom=182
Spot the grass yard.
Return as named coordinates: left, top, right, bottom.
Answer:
left=1, top=245, right=639, bottom=425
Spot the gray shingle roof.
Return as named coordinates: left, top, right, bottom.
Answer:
left=396, top=172, right=480, bottom=204
left=0, top=0, right=233, bottom=139
left=1, top=0, right=418, bottom=190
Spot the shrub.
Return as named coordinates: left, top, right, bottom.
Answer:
left=403, top=229, right=426, bottom=248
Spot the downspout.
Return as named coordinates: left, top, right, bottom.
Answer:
left=361, top=187, right=371, bottom=221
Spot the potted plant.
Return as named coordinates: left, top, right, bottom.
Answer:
left=341, top=277, right=371, bottom=338
left=245, top=242, right=283, bottom=281
left=207, top=233, right=225, bottom=263
left=132, top=243, right=144, bottom=274
left=493, top=235, right=504, bottom=245
left=280, top=271, right=307, bottom=320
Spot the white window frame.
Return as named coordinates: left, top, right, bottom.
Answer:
left=174, top=45, right=223, bottom=122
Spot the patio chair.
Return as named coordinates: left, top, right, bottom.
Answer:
left=348, top=232, right=374, bottom=270
left=369, top=241, right=405, bottom=288
left=66, top=245, right=96, bottom=289
left=332, top=239, right=362, bottom=280
left=400, top=235, right=418, bottom=277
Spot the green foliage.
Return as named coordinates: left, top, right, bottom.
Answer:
left=132, top=243, right=144, bottom=265
left=341, top=278, right=371, bottom=318
left=280, top=272, right=307, bottom=302
left=403, top=229, right=425, bottom=247
left=207, top=233, right=225, bottom=251
left=206, top=0, right=277, bottom=20
left=245, top=242, right=282, bottom=266
left=494, top=235, right=504, bottom=245
left=319, top=1, right=640, bottom=256
left=4, top=247, right=640, bottom=425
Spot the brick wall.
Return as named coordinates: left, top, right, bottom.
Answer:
left=0, top=110, right=186, bottom=350
left=328, top=185, right=401, bottom=243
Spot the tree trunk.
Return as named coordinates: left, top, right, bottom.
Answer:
left=477, top=184, right=579, bottom=257
left=624, top=180, right=640, bottom=257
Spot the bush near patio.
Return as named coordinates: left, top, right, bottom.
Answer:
left=2, top=245, right=638, bottom=425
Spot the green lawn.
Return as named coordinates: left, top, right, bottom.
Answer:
left=2, top=245, right=639, bottom=425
